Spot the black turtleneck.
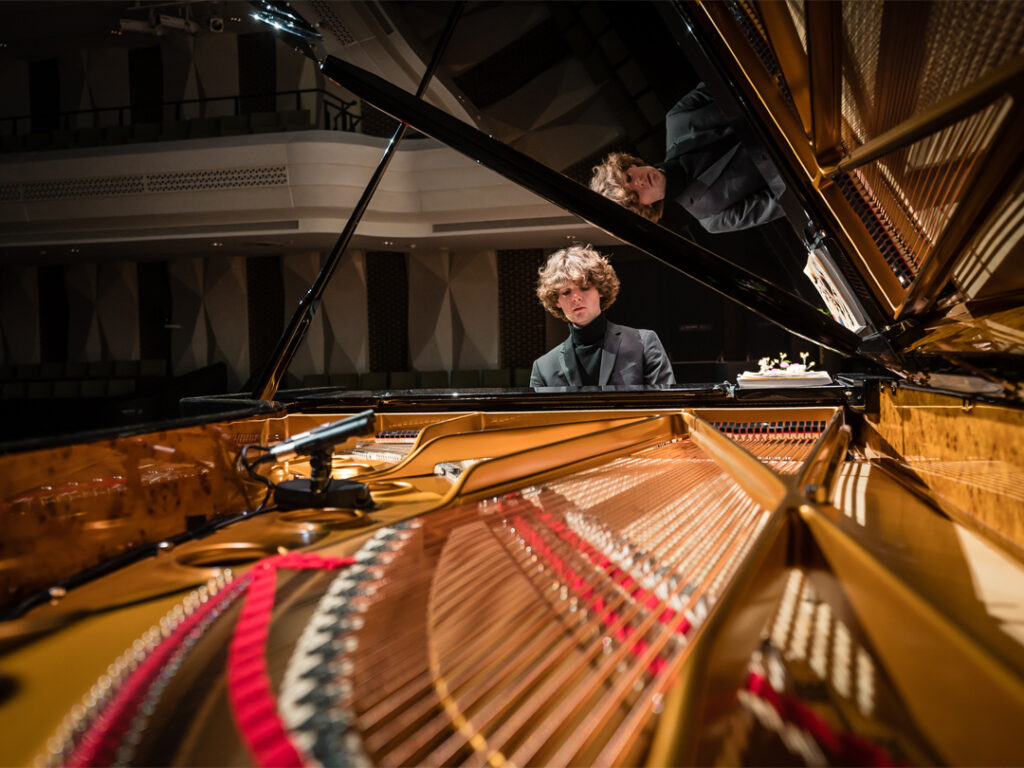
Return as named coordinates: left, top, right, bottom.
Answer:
left=569, top=313, right=607, bottom=385
left=657, top=162, right=687, bottom=209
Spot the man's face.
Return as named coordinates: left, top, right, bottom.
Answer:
left=625, top=165, right=666, bottom=206
left=557, top=281, right=602, bottom=327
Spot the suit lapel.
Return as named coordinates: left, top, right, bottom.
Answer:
left=696, top=142, right=741, bottom=186
left=558, top=338, right=581, bottom=386
left=599, top=323, right=622, bottom=385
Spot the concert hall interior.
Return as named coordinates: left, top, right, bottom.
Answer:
left=0, top=0, right=844, bottom=441
left=1, top=1, right=1023, bottom=766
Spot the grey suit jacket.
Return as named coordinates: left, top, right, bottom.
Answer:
left=530, top=322, right=676, bottom=388
left=659, top=82, right=784, bottom=233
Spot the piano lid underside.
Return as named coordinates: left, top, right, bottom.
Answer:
left=692, top=0, right=1024, bottom=369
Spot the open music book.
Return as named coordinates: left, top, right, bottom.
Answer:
left=736, top=370, right=833, bottom=388
left=803, top=247, right=868, bottom=333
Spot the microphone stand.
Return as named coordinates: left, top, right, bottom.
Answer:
left=274, top=447, right=373, bottom=509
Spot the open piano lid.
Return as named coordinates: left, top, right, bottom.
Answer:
left=305, top=0, right=1023, bottom=401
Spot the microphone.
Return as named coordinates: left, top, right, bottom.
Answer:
left=254, top=409, right=377, bottom=510
left=259, top=409, right=375, bottom=463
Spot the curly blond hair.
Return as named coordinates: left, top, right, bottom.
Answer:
left=536, top=245, right=620, bottom=322
left=590, top=152, right=664, bottom=222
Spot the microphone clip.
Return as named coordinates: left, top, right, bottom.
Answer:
left=273, top=447, right=374, bottom=510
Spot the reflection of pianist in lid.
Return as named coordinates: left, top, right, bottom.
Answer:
left=590, top=83, right=786, bottom=234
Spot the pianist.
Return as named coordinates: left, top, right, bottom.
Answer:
left=590, top=82, right=785, bottom=234
left=530, top=245, right=676, bottom=388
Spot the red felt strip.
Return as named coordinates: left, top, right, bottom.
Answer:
left=226, top=553, right=353, bottom=768
left=67, top=551, right=353, bottom=768
left=67, top=576, right=249, bottom=767
left=745, top=671, right=905, bottom=766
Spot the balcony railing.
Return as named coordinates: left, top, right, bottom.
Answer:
left=1, top=88, right=364, bottom=153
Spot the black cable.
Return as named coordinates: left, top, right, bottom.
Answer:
left=239, top=443, right=276, bottom=514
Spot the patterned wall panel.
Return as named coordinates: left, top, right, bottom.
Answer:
left=321, top=250, right=369, bottom=374
left=281, top=252, right=326, bottom=387
left=237, top=32, right=276, bottom=114
left=408, top=250, right=500, bottom=372
left=138, top=261, right=171, bottom=362
left=84, top=47, right=129, bottom=127
left=57, top=49, right=87, bottom=120
left=0, top=265, right=40, bottom=365
left=75, top=50, right=92, bottom=114
left=37, top=265, right=69, bottom=363
left=95, top=261, right=140, bottom=362
left=203, top=256, right=249, bottom=391
left=276, top=37, right=317, bottom=111
left=168, top=257, right=209, bottom=377
left=366, top=251, right=409, bottom=372
left=65, top=262, right=101, bottom=361
left=450, top=251, right=499, bottom=370
left=0, top=59, right=29, bottom=120
left=163, top=36, right=197, bottom=107
left=408, top=249, right=455, bottom=372
left=246, top=255, right=284, bottom=384
left=191, top=33, right=239, bottom=118
left=167, top=255, right=259, bottom=389
left=497, top=248, right=548, bottom=369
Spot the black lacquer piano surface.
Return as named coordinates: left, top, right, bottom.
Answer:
left=2, top=2, right=1023, bottom=766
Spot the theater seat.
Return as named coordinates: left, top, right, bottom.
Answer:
left=418, top=370, right=449, bottom=388
left=450, top=370, right=479, bottom=388
left=389, top=371, right=416, bottom=389
left=481, top=368, right=511, bottom=388
left=329, top=373, right=359, bottom=389
left=360, top=372, right=388, bottom=390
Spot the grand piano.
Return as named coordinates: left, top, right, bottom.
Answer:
left=1, top=1, right=1023, bottom=765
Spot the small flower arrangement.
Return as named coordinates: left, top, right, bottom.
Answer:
left=757, top=351, right=816, bottom=376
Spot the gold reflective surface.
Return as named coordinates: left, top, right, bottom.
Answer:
left=0, top=400, right=1022, bottom=766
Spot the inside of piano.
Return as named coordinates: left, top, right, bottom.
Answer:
left=2, top=403, right=1023, bottom=767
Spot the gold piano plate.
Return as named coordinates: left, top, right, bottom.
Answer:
left=2, top=400, right=1022, bottom=767
left=277, top=507, right=373, bottom=529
